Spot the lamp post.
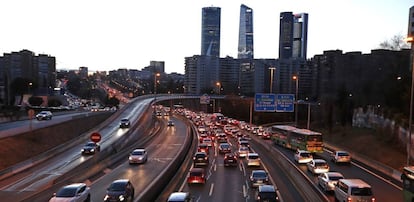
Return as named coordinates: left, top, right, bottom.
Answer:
left=28, top=82, right=33, bottom=95
left=216, top=82, right=221, bottom=95
left=154, top=73, right=160, bottom=94
left=407, top=36, right=414, bottom=165
left=292, top=75, right=299, bottom=126
left=269, top=67, right=276, bottom=93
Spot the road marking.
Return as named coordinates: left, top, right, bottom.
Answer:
left=243, top=184, right=247, bottom=197
left=209, top=183, right=214, bottom=196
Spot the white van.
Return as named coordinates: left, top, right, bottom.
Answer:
left=334, top=179, right=375, bottom=202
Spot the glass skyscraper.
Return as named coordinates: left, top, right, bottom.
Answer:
left=279, top=12, right=308, bottom=59
left=201, top=7, right=221, bottom=57
left=238, top=4, right=253, bottom=59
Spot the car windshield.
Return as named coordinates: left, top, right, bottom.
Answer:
left=190, top=171, right=203, bottom=177
left=132, top=151, right=144, bottom=155
left=258, top=192, right=276, bottom=199
left=108, top=183, right=125, bottom=191
left=249, top=155, right=259, bottom=159
left=121, top=119, right=129, bottom=122
left=56, top=187, right=77, bottom=197
left=338, top=152, right=349, bottom=156
left=195, top=154, right=206, bottom=158
left=240, top=147, right=249, bottom=151
left=328, top=176, right=344, bottom=181
left=85, top=143, right=96, bottom=147
left=315, top=162, right=327, bottom=167
left=300, top=152, right=311, bottom=157
left=351, top=187, right=373, bottom=196
left=253, top=172, right=267, bottom=178
left=220, top=144, right=230, bottom=148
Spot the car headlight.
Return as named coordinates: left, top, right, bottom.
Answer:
left=119, top=195, right=125, bottom=201
left=104, top=195, right=109, bottom=201
left=129, top=156, right=133, bottom=160
left=90, top=149, right=95, bottom=152
left=81, top=149, right=85, bottom=152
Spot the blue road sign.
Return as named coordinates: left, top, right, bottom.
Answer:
left=254, top=93, right=276, bottom=112
left=276, top=94, right=294, bottom=112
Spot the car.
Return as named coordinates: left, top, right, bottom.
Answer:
left=167, top=120, right=175, bottom=126
left=193, top=152, right=209, bottom=166
left=187, top=168, right=206, bottom=184
left=317, top=172, right=344, bottom=192
left=81, top=142, right=100, bottom=155
left=128, top=149, right=148, bottom=164
left=239, top=140, right=250, bottom=148
left=119, top=118, right=130, bottom=128
left=238, top=146, right=250, bottom=158
left=255, top=185, right=279, bottom=202
left=167, top=192, right=193, bottom=202
left=247, top=153, right=261, bottom=167
left=202, top=137, right=213, bottom=147
left=250, top=170, right=269, bottom=188
left=331, top=150, right=351, bottom=164
left=294, top=150, right=313, bottom=164
left=197, top=143, right=209, bottom=153
left=49, top=183, right=91, bottom=202
left=307, top=159, right=330, bottom=174
left=36, top=111, right=53, bottom=120
left=104, top=179, right=135, bottom=202
left=218, top=143, right=231, bottom=154
left=334, top=179, right=375, bottom=202
left=224, top=153, right=238, bottom=167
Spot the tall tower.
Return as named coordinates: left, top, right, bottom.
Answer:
left=201, top=7, right=221, bottom=57
left=279, top=12, right=308, bottom=59
left=238, top=4, right=254, bottom=59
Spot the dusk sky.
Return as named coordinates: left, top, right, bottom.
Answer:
left=1, top=0, right=412, bottom=73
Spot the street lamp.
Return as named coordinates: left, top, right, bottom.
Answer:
left=269, top=67, right=276, bottom=93
left=407, top=36, right=414, bottom=165
left=292, top=75, right=299, bottom=126
left=216, top=82, right=221, bottom=95
left=154, top=73, right=160, bottom=95
left=28, top=82, right=33, bottom=95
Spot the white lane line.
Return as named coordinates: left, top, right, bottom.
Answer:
left=243, top=184, right=247, bottom=197
left=209, top=183, right=214, bottom=196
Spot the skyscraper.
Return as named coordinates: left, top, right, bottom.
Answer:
left=279, top=12, right=308, bottom=59
left=238, top=4, right=254, bottom=59
left=201, top=7, right=221, bottom=57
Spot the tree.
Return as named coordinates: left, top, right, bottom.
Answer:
left=379, top=34, right=410, bottom=50
left=28, top=96, right=44, bottom=106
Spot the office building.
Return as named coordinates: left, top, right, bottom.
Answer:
left=184, top=55, right=219, bottom=94
left=238, top=4, right=254, bottom=59
left=279, top=12, right=308, bottom=59
left=201, top=7, right=221, bottom=57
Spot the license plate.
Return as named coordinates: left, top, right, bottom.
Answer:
left=228, top=160, right=233, bottom=162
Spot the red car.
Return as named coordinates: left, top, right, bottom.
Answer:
left=187, top=168, right=206, bottom=184
left=197, top=143, right=209, bottom=153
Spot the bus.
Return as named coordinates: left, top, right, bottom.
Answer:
left=402, top=166, right=414, bottom=202
left=271, top=125, right=324, bottom=153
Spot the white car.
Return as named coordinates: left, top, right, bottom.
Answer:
left=294, top=150, right=313, bottom=164
left=129, top=149, right=148, bottom=164
left=318, top=172, right=344, bottom=192
left=238, top=146, right=250, bottom=158
left=36, top=111, right=53, bottom=120
left=331, top=150, right=351, bottom=164
left=307, top=159, right=330, bottom=174
left=247, top=153, right=261, bottom=167
left=49, top=183, right=91, bottom=202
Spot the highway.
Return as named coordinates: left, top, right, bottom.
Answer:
left=0, top=96, right=405, bottom=201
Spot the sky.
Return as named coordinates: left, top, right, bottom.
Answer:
left=1, top=0, right=413, bottom=74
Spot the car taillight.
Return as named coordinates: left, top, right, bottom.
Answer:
left=347, top=197, right=352, bottom=202
left=371, top=198, right=375, bottom=202
left=204, top=157, right=208, bottom=160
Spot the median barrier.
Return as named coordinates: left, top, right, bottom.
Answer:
left=134, top=116, right=195, bottom=202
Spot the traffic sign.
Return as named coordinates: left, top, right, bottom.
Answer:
left=200, top=94, right=210, bottom=104
left=254, top=93, right=276, bottom=112
left=90, top=132, right=101, bottom=143
left=276, top=94, right=295, bottom=112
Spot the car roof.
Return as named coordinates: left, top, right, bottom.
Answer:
left=111, top=179, right=130, bottom=185
left=168, top=192, right=190, bottom=201
left=325, top=172, right=344, bottom=177
left=63, top=183, right=86, bottom=189
left=313, top=159, right=326, bottom=163
left=252, top=169, right=266, bottom=174
left=195, top=151, right=207, bottom=155
left=259, top=185, right=275, bottom=192
left=248, top=153, right=259, bottom=156
left=339, top=179, right=371, bottom=187
left=190, top=168, right=205, bottom=173
left=132, top=148, right=146, bottom=152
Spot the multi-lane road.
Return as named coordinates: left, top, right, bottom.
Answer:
left=0, top=97, right=404, bottom=202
